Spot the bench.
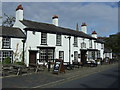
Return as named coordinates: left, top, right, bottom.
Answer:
left=2, top=64, right=28, bottom=76
left=63, top=62, right=74, bottom=70
left=29, top=63, right=46, bottom=73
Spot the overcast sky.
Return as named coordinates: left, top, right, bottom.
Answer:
left=1, top=2, right=119, bottom=37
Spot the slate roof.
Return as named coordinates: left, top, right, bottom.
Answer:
left=0, top=26, right=26, bottom=38
left=20, top=19, right=104, bottom=43
left=20, top=19, right=96, bottom=40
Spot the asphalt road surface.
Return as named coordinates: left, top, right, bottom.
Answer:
left=51, top=66, right=119, bottom=88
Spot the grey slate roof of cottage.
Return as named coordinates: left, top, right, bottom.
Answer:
left=0, top=26, right=26, bottom=38
left=20, top=19, right=104, bottom=43
left=20, top=19, right=95, bottom=39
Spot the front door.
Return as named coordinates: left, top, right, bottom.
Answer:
left=81, top=50, right=87, bottom=65
left=39, top=49, right=54, bottom=62
left=29, top=51, right=37, bottom=64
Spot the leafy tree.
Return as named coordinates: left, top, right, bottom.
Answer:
left=104, top=33, right=120, bottom=54
left=2, top=13, right=15, bottom=27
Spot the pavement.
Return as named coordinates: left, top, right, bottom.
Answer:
left=1, top=62, right=119, bottom=88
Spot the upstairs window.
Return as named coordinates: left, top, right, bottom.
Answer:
left=74, top=37, right=78, bottom=47
left=89, top=40, right=92, bottom=48
left=41, top=33, right=47, bottom=45
left=81, top=42, right=86, bottom=48
left=94, top=42, right=96, bottom=49
left=2, top=37, right=11, bottom=49
left=56, top=34, right=61, bottom=46
left=101, top=44, right=104, bottom=49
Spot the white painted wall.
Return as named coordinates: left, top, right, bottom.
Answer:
left=92, top=34, right=97, bottom=38
left=52, top=18, right=58, bottom=26
left=16, top=10, right=23, bottom=21
left=81, top=26, right=87, bottom=34
left=0, top=37, right=2, bottom=49
left=11, top=38, right=23, bottom=62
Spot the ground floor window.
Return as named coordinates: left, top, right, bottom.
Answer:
left=97, top=51, right=100, bottom=58
left=0, top=50, right=13, bottom=62
left=74, top=51, right=78, bottom=62
left=39, top=48, right=54, bottom=62
left=88, top=51, right=96, bottom=60
left=59, top=51, right=64, bottom=61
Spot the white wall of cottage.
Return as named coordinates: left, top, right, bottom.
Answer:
left=11, top=38, right=24, bottom=62
left=0, top=37, right=2, bottom=49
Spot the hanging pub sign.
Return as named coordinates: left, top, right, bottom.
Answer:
left=53, top=59, right=65, bottom=74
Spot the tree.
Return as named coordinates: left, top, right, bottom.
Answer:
left=2, top=13, right=15, bottom=27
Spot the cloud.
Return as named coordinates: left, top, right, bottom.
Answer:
left=2, top=2, right=118, bottom=37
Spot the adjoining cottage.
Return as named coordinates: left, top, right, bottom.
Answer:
left=0, top=26, right=26, bottom=63
left=0, top=5, right=109, bottom=67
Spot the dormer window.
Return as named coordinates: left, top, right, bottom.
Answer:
left=56, top=34, right=61, bottom=46
left=2, top=37, right=11, bottom=49
left=41, top=33, right=47, bottom=45
left=74, top=37, right=78, bottom=47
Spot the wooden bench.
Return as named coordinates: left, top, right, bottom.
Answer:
left=2, top=64, right=27, bottom=76
left=29, top=63, right=46, bottom=73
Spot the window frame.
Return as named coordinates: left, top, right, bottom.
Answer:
left=89, top=40, right=92, bottom=48
left=0, top=50, right=13, bottom=62
left=56, top=34, right=62, bottom=46
left=59, top=51, right=64, bottom=61
left=2, top=37, right=11, bottom=49
left=81, top=42, right=86, bottom=48
left=74, top=51, right=78, bottom=61
left=41, top=33, right=47, bottom=45
left=74, top=36, right=78, bottom=47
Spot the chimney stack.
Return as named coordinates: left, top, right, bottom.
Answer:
left=92, top=31, right=97, bottom=38
left=52, top=15, right=58, bottom=26
left=16, top=5, right=23, bottom=21
left=81, top=22, right=87, bottom=34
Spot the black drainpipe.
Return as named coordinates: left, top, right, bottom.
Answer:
left=68, top=36, right=71, bottom=65
left=22, top=29, right=27, bottom=63
left=22, top=39, right=25, bottom=63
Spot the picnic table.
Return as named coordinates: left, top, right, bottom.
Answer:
left=29, top=63, right=46, bottom=72
left=2, top=64, right=27, bottom=76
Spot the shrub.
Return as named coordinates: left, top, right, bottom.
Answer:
left=14, top=61, right=25, bottom=65
left=3, top=57, right=11, bottom=64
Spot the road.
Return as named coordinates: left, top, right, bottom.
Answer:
left=50, top=66, right=119, bottom=88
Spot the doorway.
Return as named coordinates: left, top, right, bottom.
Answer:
left=81, top=50, right=87, bottom=65
left=29, top=50, right=38, bottom=64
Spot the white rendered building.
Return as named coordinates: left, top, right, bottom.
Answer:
left=1, top=5, right=106, bottom=66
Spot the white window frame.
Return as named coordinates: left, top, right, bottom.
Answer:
left=41, top=33, right=47, bottom=45
left=2, top=37, right=11, bottom=49
left=56, top=34, right=61, bottom=46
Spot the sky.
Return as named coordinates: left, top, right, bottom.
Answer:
left=1, top=1, right=119, bottom=37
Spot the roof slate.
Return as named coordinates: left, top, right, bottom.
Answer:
left=0, top=26, right=26, bottom=38
left=20, top=19, right=96, bottom=40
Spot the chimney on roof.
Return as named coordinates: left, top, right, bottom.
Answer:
left=52, top=15, right=58, bottom=26
left=92, top=31, right=97, bottom=38
left=81, top=22, right=87, bottom=34
left=16, top=4, right=23, bottom=21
